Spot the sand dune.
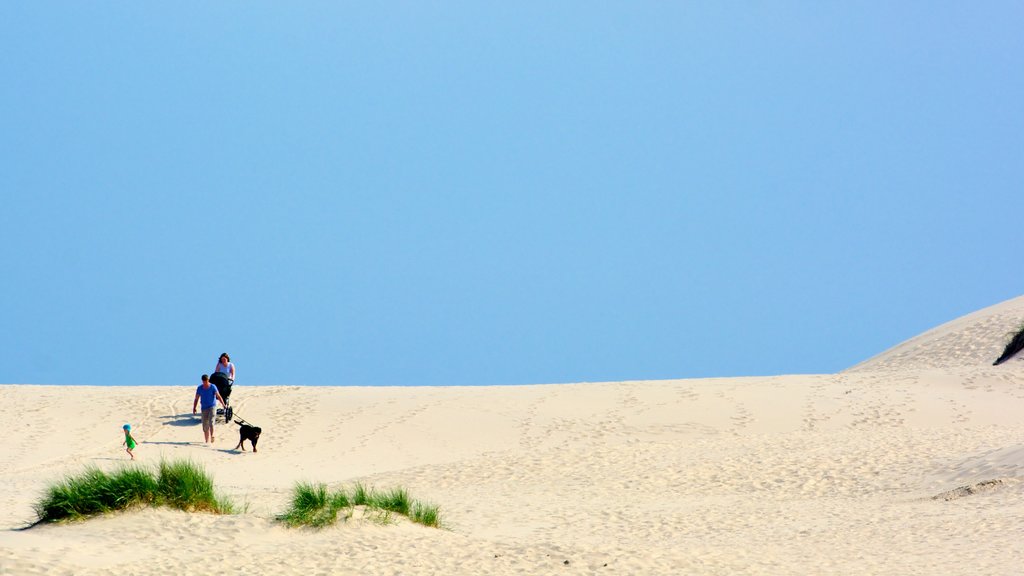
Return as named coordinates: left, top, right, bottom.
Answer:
left=2, top=297, right=1024, bottom=575
left=847, top=295, right=1024, bottom=372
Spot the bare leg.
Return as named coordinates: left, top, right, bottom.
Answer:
left=202, top=410, right=214, bottom=443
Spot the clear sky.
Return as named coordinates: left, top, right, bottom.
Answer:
left=2, top=3, right=1022, bottom=386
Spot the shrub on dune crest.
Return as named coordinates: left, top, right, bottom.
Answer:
left=994, top=322, right=1024, bottom=366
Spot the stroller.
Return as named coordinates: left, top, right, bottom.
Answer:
left=210, top=372, right=234, bottom=422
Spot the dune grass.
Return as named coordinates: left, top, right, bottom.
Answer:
left=410, top=500, right=441, bottom=527
left=278, top=482, right=441, bottom=529
left=156, top=459, right=234, bottom=513
left=33, top=461, right=438, bottom=531
left=34, top=459, right=234, bottom=524
left=277, top=482, right=346, bottom=528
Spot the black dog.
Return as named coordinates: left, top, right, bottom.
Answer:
left=234, top=420, right=262, bottom=452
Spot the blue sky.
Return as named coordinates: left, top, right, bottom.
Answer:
left=2, top=3, right=1022, bottom=386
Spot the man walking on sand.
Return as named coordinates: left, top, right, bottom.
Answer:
left=193, top=374, right=226, bottom=443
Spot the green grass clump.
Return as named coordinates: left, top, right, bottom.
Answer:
left=34, top=459, right=233, bottom=524
left=35, top=467, right=158, bottom=522
left=370, top=487, right=410, bottom=515
left=278, top=482, right=343, bottom=528
left=410, top=501, right=442, bottom=528
left=351, top=482, right=370, bottom=506
left=330, top=489, right=351, bottom=509
left=106, top=466, right=159, bottom=509
left=157, top=460, right=230, bottom=513
left=278, top=482, right=441, bottom=530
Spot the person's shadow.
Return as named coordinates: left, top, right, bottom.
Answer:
left=142, top=441, right=199, bottom=447
left=159, top=414, right=199, bottom=427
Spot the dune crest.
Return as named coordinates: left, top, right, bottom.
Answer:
left=847, top=295, right=1024, bottom=372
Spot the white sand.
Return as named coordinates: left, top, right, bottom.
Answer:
left=2, top=296, right=1024, bottom=575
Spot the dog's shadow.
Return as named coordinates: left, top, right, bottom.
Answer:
left=159, top=414, right=200, bottom=427
left=213, top=448, right=251, bottom=455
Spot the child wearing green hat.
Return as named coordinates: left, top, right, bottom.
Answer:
left=122, top=424, right=137, bottom=460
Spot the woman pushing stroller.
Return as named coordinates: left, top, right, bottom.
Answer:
left=215, top=353, right=235, bottom=384
left=209, top=353, right=235, bottom=404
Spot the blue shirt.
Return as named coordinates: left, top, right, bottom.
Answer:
left=196, top=383, right=220, bottom=410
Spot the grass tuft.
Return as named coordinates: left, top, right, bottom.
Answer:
left=351, top=482, right=370, bottom=506
left=330, top=489, right=350, bottom=509
left=278, top=482, right=342, bottom=528
left=36, top=468, right=113, bottom=522
left=277, top=482, right=441, bottom=530
left=157, top=460, right=225, bottom=513
left=33, top=459, right=233, bottom=524
left=370, top=487, right=411, bottom=516
left=107, top=466, right=159, bottom=509
left=410, top=501, right=442, bottom=528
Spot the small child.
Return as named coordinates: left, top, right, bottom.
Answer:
left=122, top=424, right=137, bottom=460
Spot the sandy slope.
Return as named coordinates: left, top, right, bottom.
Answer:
left=847, top=295, right=1024, bottom=372
left=2, top=297, right=1024, bottom=575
